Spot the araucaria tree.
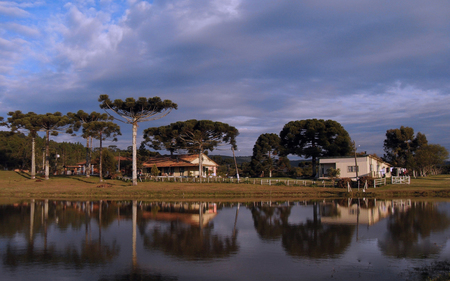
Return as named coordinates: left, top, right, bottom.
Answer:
left=143, top=124, right=180, bottom=156
left=83, top=121, right=121, bottom=182
left=144, top=120, right=239, bottom=182
left=27, top=112, right=72, bottom=180
left=99, top=95, right=177, bottom=186
left=7, top=111, right=42, bottom=179
left=68, top=110, right=111, bottom=177
left=280, top=119, right=352, bottom=178
left=250, top=133, right=281, bottom=177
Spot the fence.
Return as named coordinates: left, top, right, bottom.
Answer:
left=144, top=176, right=333, bottom=187
left=373, top=178, right=386, bottom=188
left=391, top=176, right=411, bottom=184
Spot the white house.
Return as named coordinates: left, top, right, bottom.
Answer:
left=318, top=155, right=391, bottom=178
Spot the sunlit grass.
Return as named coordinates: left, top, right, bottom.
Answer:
left=0, top=170, right=449, bottom=201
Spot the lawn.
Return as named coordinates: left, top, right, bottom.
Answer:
left=1, top=171, right=450, bottom=202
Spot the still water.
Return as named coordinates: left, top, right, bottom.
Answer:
left=1, top=199, right=450, bottom=281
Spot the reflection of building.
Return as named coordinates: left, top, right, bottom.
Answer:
left=140, top=203, right=218, bottom=227
left=321, top=200, right=392, bottom=225
left=142, top=154, right=218, bottom=177
left=318, top=155, right=391, bottom=178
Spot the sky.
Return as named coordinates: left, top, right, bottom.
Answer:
left=1, top=0, right=450, bottom=158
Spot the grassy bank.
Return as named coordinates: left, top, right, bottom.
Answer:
left=1, top=171, right=450, bottom=202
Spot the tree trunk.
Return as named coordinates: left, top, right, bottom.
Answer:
left=31, top=136, right=36, bottom=179
left=132, top=122, right=138, bottom=186
left=99, top=132, right=103, bottom=182
left=199, top=150, right=203, bottom=183
left=86, top=137, right=90, bottom=178
left=45, top=130, right=50, bottom=180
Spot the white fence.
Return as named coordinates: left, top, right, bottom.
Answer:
left=391, top=176, right=410, bottom=184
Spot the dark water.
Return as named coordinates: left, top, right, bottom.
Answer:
left=1, top=199, right=450, bottom=281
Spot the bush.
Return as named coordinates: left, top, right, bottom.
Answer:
left=336, top=178, right=353, bottom=189
left=359, top=176, right=375, bottom=187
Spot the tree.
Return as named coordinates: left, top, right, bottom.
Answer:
left=99, top=95, right=177, bottom=186
left=177, top=120, right=238, bottom=181
left=414, top=144, right=449, bottom=176
left=93, top=148, right=118, bottom=179
left=250, top=133, right=280, bottom=177
left=39, top=113, right=73, bottom=179
left=68, top=110, right=111, bottom=178
left=143, top=125, right=180, bottom=156
left=83, top=121, right=121, bottom=182
left=145, top=120, right=239, bottom=181
left=151, top=164, right=160, bottom=177
left=383, top=126, right=428, bottom=170
left=7, top=111, right=42, bottom=179
left=280, top=119, right=352, bottom=178
left=7, top=112, right=72, bottom=180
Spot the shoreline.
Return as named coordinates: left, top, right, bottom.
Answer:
left=1, top=171, right=450, bottom=203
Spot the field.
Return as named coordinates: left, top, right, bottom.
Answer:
left=1, top=171, right=450, bottom=203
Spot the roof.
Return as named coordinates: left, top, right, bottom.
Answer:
left=76, top=156, right=131, bottom=165
left=142, top=154, right=218, bottom=168
left=319, top=154, right=391, bottom=166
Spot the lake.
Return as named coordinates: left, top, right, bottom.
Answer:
left=1, top=199, right=450, bottom=280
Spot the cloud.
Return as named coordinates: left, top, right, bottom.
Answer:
left=1, top=0, right=450, bottom=158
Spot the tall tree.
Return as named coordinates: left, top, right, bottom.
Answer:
left=7, top=111, right=42, bottom=179
left=99, top=95, right=177, bottom=186
left=175, top=119, right=238, bottom=181
left=68, top=110, right=111, bottom=178
left=280, top=119, right=352, bottom=177
left=383, top=126, right=428, bottom=170
left=143, top=120, right=239, bottom=181
left=30, top=113, right=72, bottom=180
left=83, top=121, right=121, bottom=182
left=250, top=133, right=281, bottom=177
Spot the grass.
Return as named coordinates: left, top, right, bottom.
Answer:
left=1, top=171, right=450, bottom=202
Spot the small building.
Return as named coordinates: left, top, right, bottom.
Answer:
left=142, top=154, right=218, bottom=177
left=318, top=155, right=391, bottom=179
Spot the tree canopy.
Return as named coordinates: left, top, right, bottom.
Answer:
left=83, top=121, right=121, bottom=182
left=143, top=119, right=238, bottom=180
left=99, top=95, right=177, bottom=185
left=280, top=119, right=352, bottom=177
left=7, top=111, right=42, bottom=179
left=383, top=126, right=428, bottom=169
left=68, top=110, right=111, bottom=177
left=250, top=133, right=281, bottom=177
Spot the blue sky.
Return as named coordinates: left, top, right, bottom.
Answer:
left=1, top=0, right=450, bottom=157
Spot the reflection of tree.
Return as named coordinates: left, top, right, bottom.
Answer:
left=3, top=239, right=119, bottom=269
left=98, top=270, right=178, bottom=281
left=141, top=221, right=238, bottom=260
left=250, top=204, right=354, bottom=258
left=379, top=203, right=450, bottom=258
left=251, top=206, right=291, bottom=240
left=2, top=200, right=120, bottom=270
left=282, top=222, right=354, bottom=258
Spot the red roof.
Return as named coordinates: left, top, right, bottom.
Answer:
left=142, top=154, right=218, bottom=168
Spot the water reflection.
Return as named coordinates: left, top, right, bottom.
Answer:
left=139, top=202, right=239, bottom=260
left=378, top=201, right=450, bottom=258
left=1, top=199, right=450, bottom=280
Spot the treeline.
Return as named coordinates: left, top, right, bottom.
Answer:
left=0, top=131, right=84, bottom=171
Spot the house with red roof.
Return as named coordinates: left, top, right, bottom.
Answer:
left=142, top=154, right=219, bottom=177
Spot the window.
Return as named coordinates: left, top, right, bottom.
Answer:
left=347, top=166, right=359, bottom=173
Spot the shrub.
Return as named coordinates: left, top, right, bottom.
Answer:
left=336, top=178, right=353, bottom=189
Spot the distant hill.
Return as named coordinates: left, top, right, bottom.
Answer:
left=210, top=155, right=251, bottom=165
